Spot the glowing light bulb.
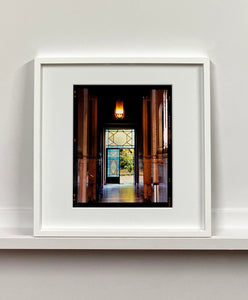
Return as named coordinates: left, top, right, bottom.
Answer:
left=114, top=99, right=124, bottom=119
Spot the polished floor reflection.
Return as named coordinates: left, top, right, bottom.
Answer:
left=100, top=172, right=168, bottom=203
left=101, top=183, right=143, bottom=203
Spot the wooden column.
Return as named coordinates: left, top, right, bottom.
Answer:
left=142, top=97, right=151, bottom=200
left=88, top=96, right=98, bottom=201
left=151, top=90, right=159, bottom=202
left=78, top=88, right=88, bottom=203
left=163, top=90, right=168, bottom=151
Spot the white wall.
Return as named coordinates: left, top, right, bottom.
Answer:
left=1, top=0, right=248, bottom=298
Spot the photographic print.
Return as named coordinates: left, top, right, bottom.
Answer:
left=73, top=85, right=172, bottom=207
left=34, top=58, right=210, bottom=237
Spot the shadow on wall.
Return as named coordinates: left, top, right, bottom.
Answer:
left=11, top=60, right=34, bottom=227
left=209, top=61, right=219, bottom=235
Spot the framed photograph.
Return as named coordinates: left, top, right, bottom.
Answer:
left=34, top=57, right=211, bottom=237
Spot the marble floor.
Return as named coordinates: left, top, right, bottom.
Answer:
left=100, top=183, right=143, bottom=203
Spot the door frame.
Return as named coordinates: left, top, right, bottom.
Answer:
left=103, top=126, right=137, bottom=186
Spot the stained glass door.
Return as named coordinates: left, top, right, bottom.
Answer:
left=106, top=149, right=120, bottom=183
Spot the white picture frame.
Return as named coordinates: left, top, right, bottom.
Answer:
left=34, top=57, right=211, bottom=238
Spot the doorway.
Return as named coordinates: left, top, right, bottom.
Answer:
left=102, top=128, right=137, bottom=203
left=105, top=128, right=135, bottom=185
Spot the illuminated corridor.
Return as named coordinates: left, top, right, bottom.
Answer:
left=73, top=85, right=172, bottom=206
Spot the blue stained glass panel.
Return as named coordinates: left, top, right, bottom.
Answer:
left=107, top=149, right=120, bottom=177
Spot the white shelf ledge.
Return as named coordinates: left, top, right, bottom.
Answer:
left=1, top=229, right=248, bottom=249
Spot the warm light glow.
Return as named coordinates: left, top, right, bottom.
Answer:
left=114, top=99, right=124, bottom=119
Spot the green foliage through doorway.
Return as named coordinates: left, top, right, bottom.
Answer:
left=120, top=149, right=134, bottom=174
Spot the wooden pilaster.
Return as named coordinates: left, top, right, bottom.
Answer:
left=142, top=97, right=152, bottom=200
left=151, top=89, right=159, bottom=202
left=78, top=88, right=88, bottom=203
left=88, top=96, right=98, bottom=201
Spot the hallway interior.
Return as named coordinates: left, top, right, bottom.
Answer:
left=73, top=85, right=172, bottom=206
